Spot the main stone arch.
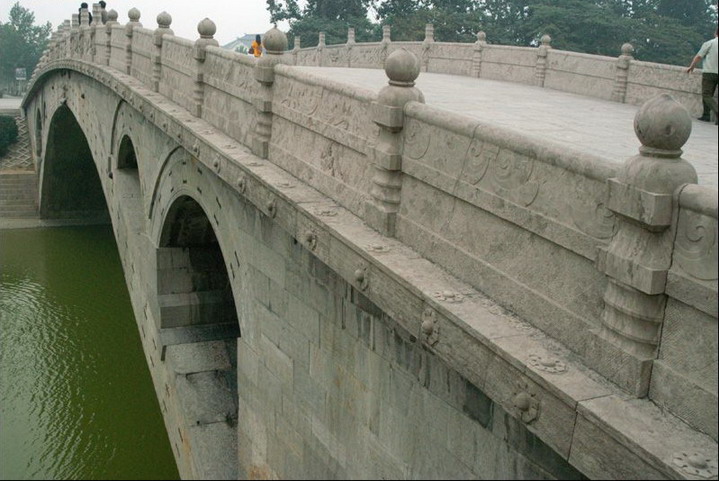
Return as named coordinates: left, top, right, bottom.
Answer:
left=39, top=103, right=108, bottom=220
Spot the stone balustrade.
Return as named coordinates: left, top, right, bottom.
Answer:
left=28, top=11, right=718, bottom=475
left=286, top=27, right=708, bottom=116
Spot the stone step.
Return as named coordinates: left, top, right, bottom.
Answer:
left=0, top=187, right=36, bottom=194
left=159, top=290, right=236, bottom=329
left=0, top=209, right=39, bottom=218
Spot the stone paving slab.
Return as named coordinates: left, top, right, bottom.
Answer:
left=298, top=67, right=718, bottom=189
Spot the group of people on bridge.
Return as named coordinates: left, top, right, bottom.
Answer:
left=77, top=1, right=107, bottom=25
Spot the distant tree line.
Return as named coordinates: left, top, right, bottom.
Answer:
left=266, top=0, right=718, bottom=66
left=0, top=2, right=51, bottom=94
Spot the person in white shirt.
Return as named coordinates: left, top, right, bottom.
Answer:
left=687, top=28, right=718, bottom=124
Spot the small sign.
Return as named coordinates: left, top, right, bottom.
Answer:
left=15, top=68, right=27, bottom=81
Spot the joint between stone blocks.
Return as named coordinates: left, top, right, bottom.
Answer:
left=372, top=148, right=402, bottom=171
left=372, top=102, right=404, bottom=129
left=253, top=97, right=272, bottom=113
left=365, top=202, right=397, bottom=237
left=254, top=65, right=276, bottom=85
left=252, top=139, right=269, bottom=159
left=603, top=252, right=668, bottom=295
left=607, top=178, right=673, bottom=228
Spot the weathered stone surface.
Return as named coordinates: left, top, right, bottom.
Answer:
left=20, top=23, right=717, bottom=480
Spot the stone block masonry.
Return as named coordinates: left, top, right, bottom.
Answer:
left=21, top=11, right=718, bottom=480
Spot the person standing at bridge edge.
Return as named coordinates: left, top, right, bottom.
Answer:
left=687, top=27, right=718, bottom=125
left=251, top=34, right=263, bottom=58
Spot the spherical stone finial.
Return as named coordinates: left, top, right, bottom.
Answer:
left=621, top=43, right=634, bottom=56
left=384, top=48, right=420, bottom=86
left=128, top=8, right=141, bottom=22
left=263, top=26, right=288, bottom=54
left=477, top=31, right=487, bottom=42
left=197, top=18, right=216, bottom=38
left=541, top=34, right=551, bottom=46
left=108, top=9, right=118, bottom=22
left=157, top=11, right=172, bottom=29
left=634, top=94, right=691, bottom=154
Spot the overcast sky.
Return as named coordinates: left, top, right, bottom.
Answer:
left=0, top=0, right=289, bottom=45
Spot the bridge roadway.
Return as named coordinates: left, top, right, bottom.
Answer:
left=299, top=67, right=718, bottom=188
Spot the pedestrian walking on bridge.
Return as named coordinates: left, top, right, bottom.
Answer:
left=687, top=28, right=718, bottom=125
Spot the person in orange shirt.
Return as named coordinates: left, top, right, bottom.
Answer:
left=250, top=34, right=262, bottom=58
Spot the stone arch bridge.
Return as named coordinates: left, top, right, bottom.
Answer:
left=20, top=6, right=718, bottom=480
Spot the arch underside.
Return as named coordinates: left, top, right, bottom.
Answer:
left=40, top=104, right=109, bottom=220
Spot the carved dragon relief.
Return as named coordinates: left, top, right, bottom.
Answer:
left=673, top=208, right=718, bottom=281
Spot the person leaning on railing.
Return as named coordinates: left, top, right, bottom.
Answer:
left=687, top=27, right=718, bottom=125
left=250, top=34, right=262, bottom=58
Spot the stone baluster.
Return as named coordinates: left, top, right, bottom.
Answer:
left=421, top=24, right=434, bottom=72
left=80, top=5, right=90, bottom=58
left=105, top=10, right=118, bottom=66
left=71, top=13, right=81, bottom=58
left=192, top=18, right=218, bottom=118
left=80, top=7, right=90, bottom=26
left=346, top=27, right=355, bottom=68
left=367, top=49, right=425, bottom=236
left=90, top=3, right=102, bottom=61
left=611, top=43, right=634, bottom=103
left=252, top=27, right=287, bottom=158
left=472, top=31, right=486, bottom=78
left=317, top=31, right=325, bottom=67
left=153, top=12, right=173, bottom=93
left=590, top=94, right=697, bottom=396
left=535, top=34, right=551, bottom=87
left=125, top=8, right=142, bottom=75
left=292, top=35, right=300, bottom=65
left=381, top=25, right=391, bottom=63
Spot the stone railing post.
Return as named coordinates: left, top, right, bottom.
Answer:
left=472, top=31, right=487, bottom=77
left=292, top=35, right=300, bottom=65
left=192, top=18, right=218, bottom=118
left=90, top=3, right=101, bottom=61
left=381, top=25, right=391, bottom=63
left=590, top=94, right=697, bottom=396
left=152, top=12, right=173, bottom=93
left=317, top=31, right=325, bottom=67
left=535, top=34, right=551, bottom=87
left=125, top=8, right=142, bottom=75
left=105, top=9, right=118, bottom=66
left=611, top=43, right=634, bottom=103
left=79, top=8, right=90, bottom=58
left=69, top=15, right=79, bottom=58
left=421, top=23, right=434, bottom=72
left=367, top=49, right=425, bottom=236
left=252, top=27, right=287, bottom=158
left=346, top=27, right=355, bottom=68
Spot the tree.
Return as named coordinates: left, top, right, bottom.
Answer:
left=266, top=0, right=717, bottom=65
left=268, top=0, right=378, bottom=47
left=0, top=2, right=51, bottom=91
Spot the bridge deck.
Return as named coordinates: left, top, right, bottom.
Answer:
left=299, top=67, right=718, bottom=188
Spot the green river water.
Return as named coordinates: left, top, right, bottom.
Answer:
left=0, top=225, right=179, bottom=480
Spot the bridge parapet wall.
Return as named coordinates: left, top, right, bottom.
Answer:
left=287, top=27, right=705, bottom=115
left=26, top=14, right=718, bottom=477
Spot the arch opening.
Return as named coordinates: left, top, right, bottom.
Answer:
left=40, top=104, right=109, bottom=221
left=117, top=135, right=138, bottom=170
left=155, top=195, right=239, bottom=476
